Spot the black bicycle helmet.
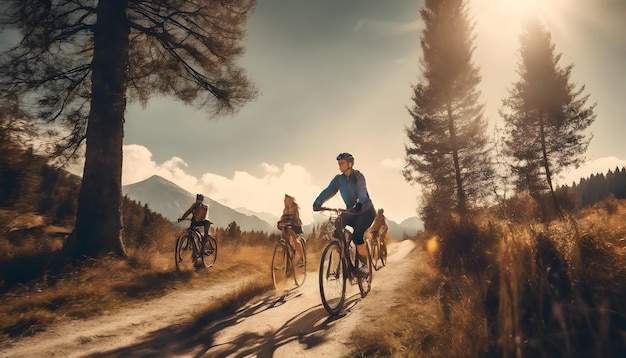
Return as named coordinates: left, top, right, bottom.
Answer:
left=378, top=208, right=384, bottom=214
left=336, top=152, right=354, bottom=161
left=196, top=193, right=204, bottom=200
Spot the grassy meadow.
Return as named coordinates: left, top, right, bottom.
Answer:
left=351, top=197, right=626, bottom=357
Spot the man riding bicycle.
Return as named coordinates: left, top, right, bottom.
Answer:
left=178, top=194, right=211, bottom=244
left=313, top=152, right=377, bottom=277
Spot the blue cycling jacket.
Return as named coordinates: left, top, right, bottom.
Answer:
left=313, top=169, right=373, bottom=211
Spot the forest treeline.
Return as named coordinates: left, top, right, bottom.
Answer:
left=565, top=167, right=626, bottom=209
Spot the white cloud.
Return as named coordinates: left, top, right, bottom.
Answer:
left=195, top=163, right=325, bottom=224
left=122, top=144, right=158, bottom=184
left=261, top=162, right=281, bottom=175
left=380, top=158, right=404, bottom=170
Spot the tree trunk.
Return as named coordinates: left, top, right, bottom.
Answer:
left=539, top=112, right=561, bottom=219
left=65, top=0, right=130, bottom=259
left=447, top=101, right=468, bottom=224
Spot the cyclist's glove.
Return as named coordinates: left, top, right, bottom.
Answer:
left=350, top=202, right=362, bottom=213
left=313, top=203, right=322, bottom=211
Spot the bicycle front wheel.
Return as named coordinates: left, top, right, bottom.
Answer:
left=293, top=237, right=307, bottom=287
left=201, top=235, right=218, bottom=268
left=319, top=240, right=346, bottom=316
left=271, top=242, right=289, bottom=290
left=357, top=241, right=373, bottom=297
left=175, top=233, right=195, bottom=273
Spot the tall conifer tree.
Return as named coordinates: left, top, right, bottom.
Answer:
left=404, top=0, right=493, bottom=230
left=501, top=19, right=595, bottom=218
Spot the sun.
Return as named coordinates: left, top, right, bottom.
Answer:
left=470, top=0, right=575, bottom=55
left=485, top=0, right=572, bottom=29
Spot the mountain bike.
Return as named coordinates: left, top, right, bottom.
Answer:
left=370, top=230, right=387, bottom=271
left=175, top=219, right=217, bottom=272
left=271, top=226, right=307, bottom=290
left=316, top=207, right=373, bottom=316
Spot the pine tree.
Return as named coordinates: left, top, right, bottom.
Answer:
left=501, top=19, right=595, bottom=219
left=404, top=0, right=493, bottom=230
left=0, top=1, right=257, bottom=259
left=226, top=221, right=242, bottom=239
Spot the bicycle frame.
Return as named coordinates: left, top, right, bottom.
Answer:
left=272, top=226, right=307, bottom=288
left=187, top=228, right=203, bottom=255
left=320, top=208, right=371, bottom=282
left=320, top=209, right=358, bottom=276
left=317, top=207, right=372, bottom=315
left=369, top=230, right=381, bottom=269
left=279, top=227, right=297, bottom=253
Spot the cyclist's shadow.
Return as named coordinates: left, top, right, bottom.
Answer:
left=203, top=292, right=364, bottom=357
left=84, top=288, right=362, bottom=358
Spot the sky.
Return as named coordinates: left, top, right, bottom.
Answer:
left=3, top=0, right=625, bottom=225
left=119, top=0, right=625, bottom=225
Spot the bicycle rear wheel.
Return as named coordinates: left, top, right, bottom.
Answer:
left=201, top=235, right=218, bottom=268
left=380, top=242, right=387, bottom=267
left=319, top=240, right=346, bottom=315
left=357, top=241, right=373, bottom=297
left=371, top=238, right=381, bottom=271
left=175, top=233, right=195, bottom=273
left=271, top=242, right=289, bottom=290
left=292, top=237, right=307, bottom=287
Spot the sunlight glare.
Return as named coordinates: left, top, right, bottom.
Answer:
left=493, top=0, right=571, bottom=30
left=426, top=236, right=439, bottom=254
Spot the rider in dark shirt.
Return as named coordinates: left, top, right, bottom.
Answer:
left=178, top=194, right=211, bottom=242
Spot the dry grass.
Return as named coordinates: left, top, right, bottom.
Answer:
left=0, top=238, right=278, bottom=341
left=350, top=197, right=626, bottom=358
left=350, top=242, right=489, bottom=358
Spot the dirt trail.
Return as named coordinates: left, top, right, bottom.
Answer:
left=1, top=240, right=418, bottom=358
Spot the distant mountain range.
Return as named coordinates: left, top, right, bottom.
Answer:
left=122, top=175, right=274, bottom=232
left=123, top=175, right=423, bottom=239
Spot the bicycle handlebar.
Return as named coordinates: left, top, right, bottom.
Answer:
left=314, top=207, right=348, bottom=213
left=177, top=218, right=213, bottom=231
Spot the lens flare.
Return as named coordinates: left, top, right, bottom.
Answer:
left=426, top=236, right=439, bottom=254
